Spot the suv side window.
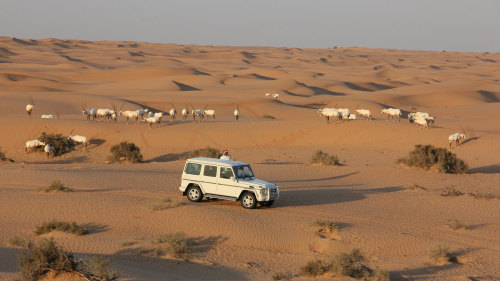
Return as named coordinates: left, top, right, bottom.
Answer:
left=220, top=167, right=234, bottom=179
left=203, top=165, right=217, bottom=177
left=185, top=163, right=202, bottom=175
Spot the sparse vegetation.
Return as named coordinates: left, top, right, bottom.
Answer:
left=398, top=58, right=405, bottom=62
left=468, top=190, right=497, bottom=200
left=373, top=267, right=391, bottom=281
left=320, top=57, right=327, bottom=63
left=17, top=238, right=116, bottom=281
left=119, top=241, right=135, bottom=247
left=8, top=236, right=33, bottom=249
left=430, top=244, right=457, bottom=264
left=34, top=220, right=89, bottom=236
left=331, top=248, right=369, bottom=279
left=272, top=271, right=293, bottom=280
left=152, top=232, right=191, bottom=259
left=313, top=219, right=338, bottom=232
left=107, top=141, right=143, bottom=163
left=38, top=132, right=74, bottom=156
left=39, top=180, right=71, bottom=192
left=310, top=150, right=340, bottom=166
left=300, top=260, right=330, bottom=277
left=150, top=197, right=185, bottom=211
left=262, top=114, right=276, bottom=119
left=396, top=144, right=469, bottom=174
left=447, top=219, right=469, bottom=230
left=185, top=146, right=222, bottom=159
left=0, top=146, right=6, bottom=161
left=441, top=186, right=463, bottom=197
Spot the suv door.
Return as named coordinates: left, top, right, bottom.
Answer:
left=217, top=166, right=241, bottom=198
left=201, top=164, right=218, bottom=194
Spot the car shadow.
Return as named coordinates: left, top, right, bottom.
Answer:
left=278, top=186, right=403, bottom=207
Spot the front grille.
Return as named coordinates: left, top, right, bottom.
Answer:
left=270, top=188, right=277, bottom=193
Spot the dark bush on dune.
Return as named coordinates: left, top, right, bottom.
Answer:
left=107, top=141, right=143, bottom=163
left=38, top=132, right=74, bottom=156
left=185, top=147, right=222, bottom=159
left=0, top=146, right=6, bottom=161
left=397, top=144, right=468, bottom=174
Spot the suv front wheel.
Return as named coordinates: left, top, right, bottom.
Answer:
left=187, top=186, right=203, bottom=202
left=241, top=192, right=257, bottom=209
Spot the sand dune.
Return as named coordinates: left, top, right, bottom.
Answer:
left=0, top=37, right=499, bottom=281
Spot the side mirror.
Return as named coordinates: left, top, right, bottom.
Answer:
left=230, top=177, right=237, bottom=182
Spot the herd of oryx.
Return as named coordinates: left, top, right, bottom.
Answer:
left=318, top=105, right=467, bottom=148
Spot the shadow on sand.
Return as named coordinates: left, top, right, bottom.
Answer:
left=145, top=152, right=189, bottom=163
left=29, top=156, right=88, bottom=164
left=278, top=186, right=403, bottom=207
left=273, top=172, right=359, bottom=184
left=469, top=164, right=500, bottom=174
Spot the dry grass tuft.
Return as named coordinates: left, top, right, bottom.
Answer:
left=313, top=219, right=338, bottom=232
left=8, top=236, right=33, bottom=249
left=300, top=260, right=330, bottom=277
left=34, top=220, right=89, bottom=236
left=407, top=183, right=426, bottom=191
left=468, top=190, right=497, bottom=200
left=310, top=150, right=340, bottom=166
left=331, top=248, right=369, bottom=279
left=39, top=180, right=71, bottom=192
left=373, top=267, right=391, bottom=281
left=152, top=232, right=192, bottom=259
left=262, top=114, right=276, bottom=119
left=430, top=244, right=457, bottom=264
left=272, top=271, right=293, bottom=280
left=441, top=186, right=463, bottom=197
left=447, top=219, right=469, bottom=230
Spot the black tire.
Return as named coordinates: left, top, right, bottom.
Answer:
left=260, top=200, right=274, bottom=207
left=240, top=192, right=257, bottom=209
left=187, top=186, right=203, bottom=202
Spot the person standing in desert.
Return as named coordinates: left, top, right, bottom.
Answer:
left=220, top=150, right=231, bottom=160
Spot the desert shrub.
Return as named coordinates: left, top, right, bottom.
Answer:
left=396, top=144, right=468, bottom=174
left=150, top=197, right=185, bottom=211
left=9, top=236, right=33, bottom=249
left=313, top=219, right=338, bottom=232
left=320, top=57, right=327, bottom=63
left=310, top=150, right=340, bottom=166
left=18, top=238, right=76, bottom=281
left=373, top=267, right=390, bottom=281
left=448, top=219, right=468, bottom=230
left=39, top=180, right=71, bottom=192
left=262, top=114, right=276, bottom=119
left=430, top=244, right=457, bottom=264
left=107, top=141, right=143, bottom=163
left=331, top=248, right=369, bottom=279
left=300, top=260, right=330, bottom=277
left=398, top=58, right=405, bottom=62
left=441, top=186, right=463, bottom=197
left=34, top=220, right=88, bottom=236
left=38, top=132, right=74, bottom=156
left=84, top=257, right=118, bottom=280
left=468, top=190, right=497, bottom=200
left=272, top=271, right=292, bottom=280
left=185, top=146, right=222, bottom=159
left=153, top=232, right=191, bottom=259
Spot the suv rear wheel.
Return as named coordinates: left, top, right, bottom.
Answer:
left=187, top=186, right=203, bottom=202
left=241, top=192, right=257, bottom=209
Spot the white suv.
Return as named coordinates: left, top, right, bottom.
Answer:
left=179, top=157, right=279, bottom=209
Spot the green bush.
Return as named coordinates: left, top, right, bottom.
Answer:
left=18, top=238, right=76, bottom=281
left=320, top=57, right=327, bottom=63
left=186, top=147, right=222, bottom=159
left=34, top=220, right=89, bottom=236
left=397, top=144, right=468, bottom=174
left=300, top=260, right=330, bottom=277
left=310, top=150, right=340, bottom=166
left=107, top=141, right=143, bottom=163
left=39, top=180, right=71, bottom=192
left=153, top=232, right=191, bottom=259
left=331, top=248, right=369, bottom=279
left=38, top=132, right=74, bottom=156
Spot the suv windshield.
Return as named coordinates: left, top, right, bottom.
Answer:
left=234, top=165, right=255, bottom=179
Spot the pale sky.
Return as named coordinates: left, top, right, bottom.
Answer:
left=1, top=0, right=499, bottom=52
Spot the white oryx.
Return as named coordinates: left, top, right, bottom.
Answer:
left=449, top=133, right=466, bottom=148
left=381, top=108, right=402, bottom=122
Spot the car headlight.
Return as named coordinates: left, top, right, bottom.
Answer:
left=259, top=189, right=268, bottom=195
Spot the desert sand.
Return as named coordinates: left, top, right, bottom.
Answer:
left=0, top=36, right=499, bottom=280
